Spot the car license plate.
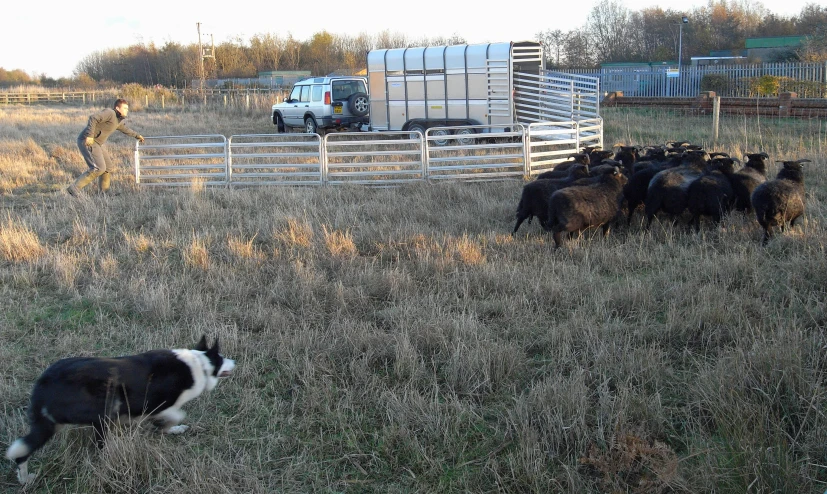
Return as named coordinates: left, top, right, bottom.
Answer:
left=334, top=106, right=343, bottom=114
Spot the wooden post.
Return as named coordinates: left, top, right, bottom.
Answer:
left=712, top=96, right=721, bottom=148
left=83, top=93, right=86, bottom=104
left=224, top=94, right=227, bottom=107
left=145, top=94, right=149, bottom=108
left=246, top=93, right=250, bottom=109
left=162, top=95, right=165, bottom=109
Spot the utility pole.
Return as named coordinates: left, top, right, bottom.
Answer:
left=197, top=23, right=215, bottom=92
left=197, top=22, right=205, bottom=93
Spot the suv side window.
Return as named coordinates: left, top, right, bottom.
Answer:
left=311, top=85, right=323, bottom=102
left=299, top=86, right=311, bottom=103
left=289, top=85, right=302, bottom=102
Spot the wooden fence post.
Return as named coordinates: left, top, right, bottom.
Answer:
left=712, top=96, right=721, bottom=148
left=145, top=94, right=149, bottom=108
left=162, top=95, right=165, bottom=110
left=778, top=92, right=796, bottom=117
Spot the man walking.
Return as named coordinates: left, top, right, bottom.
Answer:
left=67, top=98, right=144, bottom=196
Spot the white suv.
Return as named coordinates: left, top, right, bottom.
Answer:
left=272, top=76, right=369, bottom=134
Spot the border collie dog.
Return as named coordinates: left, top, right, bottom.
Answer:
left=6, top=335, right=235, bottom=485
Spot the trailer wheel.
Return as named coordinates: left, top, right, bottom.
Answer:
left=455, top=128, right=475, bottom=146
left=408, top=123, right=426, bottom=141
left=432, top=128, right=451, bottom=146
left=348, top=92, right=369, bottom=116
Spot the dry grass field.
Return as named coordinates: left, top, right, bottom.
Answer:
left=1, top=103, right=826, bottom=493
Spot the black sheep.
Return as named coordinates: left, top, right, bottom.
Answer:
left=730, top=152, right=769, bottom=212
left=644, top=150, right=708, bottom=228
left=546, top=166, right=628, bottom=248
left=751, top=159, right=810, bottom=245
left=513, top=164, right=591, bottom=235
left=535, top=153, right=591, bottom=179
left=613, top=145, right=639, bottom=175
left=687, top=157, right=738, bottom=231
left=623, top=151, right=684, bottom=225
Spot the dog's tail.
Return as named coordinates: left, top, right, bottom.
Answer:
left=6, top=407, right=58, bottom=485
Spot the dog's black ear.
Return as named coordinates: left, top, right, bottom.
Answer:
left=195, top=335, right=209, bottom=352
left=207, top=337, right=220, bottom=356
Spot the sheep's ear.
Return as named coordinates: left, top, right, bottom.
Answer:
left=760, top=152, right=769, bottom=158
left=796, top=159, right=811, bottom=164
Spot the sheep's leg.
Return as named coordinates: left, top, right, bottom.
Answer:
left=92, top=420, right=108, bottom=449
left=512, top=213, right=529, bottom=236
left=552, top=230, right=565, bottom=248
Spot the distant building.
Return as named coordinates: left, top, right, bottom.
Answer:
left=258, top=70, right=312, bottom=86
left=690, top=56, right=748, bottom=66
left=745, top=36, right=807, bottom=62
left=600, top=61, right=676, bottom=71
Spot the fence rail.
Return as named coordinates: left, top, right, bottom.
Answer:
left=0, top=88, right=284, bottom=110
left=562, top=61, right=827, bottom=98
left=134, top=121, right=603, bottom=188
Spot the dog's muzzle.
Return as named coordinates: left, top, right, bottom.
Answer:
left=218, top=358, right=236, bottom=378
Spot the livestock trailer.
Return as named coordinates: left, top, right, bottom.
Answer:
left=366, top=41, right=601, bottom=139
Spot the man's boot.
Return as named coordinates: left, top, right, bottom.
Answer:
left=67, top=169, right=101, bottom=196
left=98, top=172, right=111, bottom=194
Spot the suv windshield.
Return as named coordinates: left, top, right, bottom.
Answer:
left=331, top=80, right=366, bottom=101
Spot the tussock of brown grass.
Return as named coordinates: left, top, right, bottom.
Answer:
left=274, top=217, right=314, bottom=249
left=323, top=225, right=358, bottom=258
left=0, top=216, right=46, bottom=262
left=227, top=233, right=266, bottom=262
left=184, top=234, right=210, bottom=270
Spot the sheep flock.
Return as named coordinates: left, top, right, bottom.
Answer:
left=513, top=143, right=812, bottom=247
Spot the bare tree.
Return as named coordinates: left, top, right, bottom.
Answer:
left=587, top=0, right=635, bottom=62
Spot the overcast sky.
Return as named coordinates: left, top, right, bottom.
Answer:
left=2, top=0, right=811, bottom=78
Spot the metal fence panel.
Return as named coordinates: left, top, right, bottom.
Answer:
left=514, top=72, right=600, bottom=123
left=135, top=135, right=228, bottom=187
left=525, top=119, right=604, bottom=177
left=425, top=124, right=527, bottom=181
left=562, top=62, right=827, bottom=98
left=228, top=134, right=322, bottom=187
left=324, top=132, right=425, bottom=186
left=134, top=118, right=603, bottom=186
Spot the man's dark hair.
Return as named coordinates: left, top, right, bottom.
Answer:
left=113, top=98, right=129, bottom=109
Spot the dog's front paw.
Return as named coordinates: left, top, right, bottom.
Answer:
left=17, top=470, right=36, bottom=485
left=165, top=425, right=189, bottom=434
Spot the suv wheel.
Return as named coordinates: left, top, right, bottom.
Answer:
left=274, top=113, right=286, bottom=133
left=348, top=92, right=369, bottom=117
left=305, top=117, right=323, bottom=135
